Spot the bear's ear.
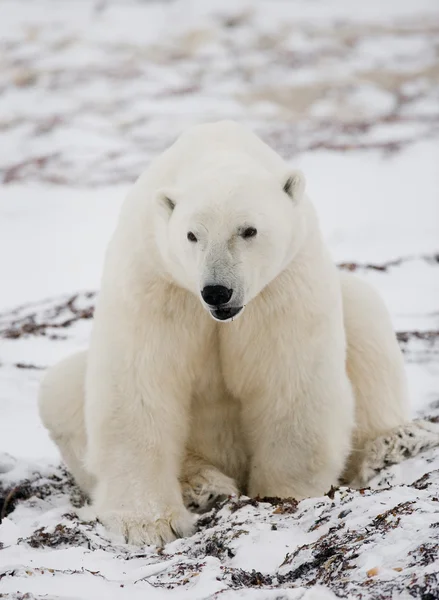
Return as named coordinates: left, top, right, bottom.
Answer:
left=156, top=188, right=178, bottom=214
left=282, top=170, right=306, bottom=203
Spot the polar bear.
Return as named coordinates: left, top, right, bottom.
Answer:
left=39, top=121, right=438, bottom=546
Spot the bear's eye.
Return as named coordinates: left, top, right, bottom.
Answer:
left=187, top=231, right=198, bottom=243
left=241, top=227, right=257, bottom=239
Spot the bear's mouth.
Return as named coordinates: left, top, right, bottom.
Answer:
left=209, top=306, right=244, bottom=322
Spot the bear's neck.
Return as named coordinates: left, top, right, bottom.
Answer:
left=257, top=201, right=338, bottom=315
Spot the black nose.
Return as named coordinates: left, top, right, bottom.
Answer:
left=201, top=285, right=233, bottom=307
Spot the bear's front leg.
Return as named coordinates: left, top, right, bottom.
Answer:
left=243, top=380, right=355, bottom=500
left=85, top=370, right=194, bottom=545
left=83, top=302, right=207, bottom=546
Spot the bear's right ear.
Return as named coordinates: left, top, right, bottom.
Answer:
left=282, top=170, right=306, bottom=203
left=156, top=188, right=178, bottom=214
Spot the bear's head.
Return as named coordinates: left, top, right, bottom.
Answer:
left=154, top=166, right=306, bottom=322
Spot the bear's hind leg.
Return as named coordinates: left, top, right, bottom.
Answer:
left=340, top=271, right=412, bottom=484
left=180, top=452, right=239, bottom=513
left=349, top=420, right=439, bottom=487
left=38, top=351, right=96, bottom=496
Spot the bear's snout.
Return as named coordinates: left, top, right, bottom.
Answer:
left=201, top=285, right=233, bottom=307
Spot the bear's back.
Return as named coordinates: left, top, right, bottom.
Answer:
left=176, top=121, right=286, bottom=176
left=140, top=121, right=286, bottom=192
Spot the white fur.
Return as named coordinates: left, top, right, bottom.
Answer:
left=39, top=121, right=417, bottom=546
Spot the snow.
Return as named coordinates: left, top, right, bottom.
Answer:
left=1, top=1, right=439, bottom=598
left=0, top=187, right=124, bottom=311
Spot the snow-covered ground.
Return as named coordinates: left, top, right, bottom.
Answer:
left=1, top=1, right=439, bottom=598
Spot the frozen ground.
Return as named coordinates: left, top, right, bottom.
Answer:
left=1, top=1, right=439, bottom=598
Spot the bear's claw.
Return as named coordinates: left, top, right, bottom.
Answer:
left=98, top=507, right=195, bottom=546
left=181, top=467, right=239, bottom=513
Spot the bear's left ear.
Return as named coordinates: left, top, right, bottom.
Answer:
left=282, top=170, right=306, bottom=203
left=156, top=188, right=179, bottom=214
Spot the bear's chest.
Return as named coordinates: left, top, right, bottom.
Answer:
left=218, top=310, right=293, bottom=401
left=189, top=338, right=248, bottom=484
